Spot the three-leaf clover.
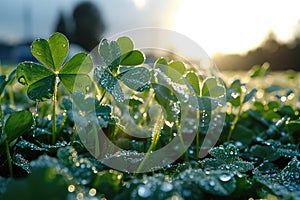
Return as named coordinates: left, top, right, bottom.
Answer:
left=16, top=32, right=93, bottom=101
left=189, top=77, right=226, bottom=111
left=94, top=37, right=150, bottom=102
left=201, top=144, right=254, bottom=173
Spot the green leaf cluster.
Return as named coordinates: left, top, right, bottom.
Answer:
left=16, top=33, right=93, bottom=101
left=94, top=37, right=149, bottom=102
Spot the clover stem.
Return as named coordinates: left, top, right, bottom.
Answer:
left=5, top=140, right=13, bottom=177
left=195, top=110, right=200, bottom=159
left=8, top=85, right=15, bottom=108
left=94, top=82, right=104, bottom=102
left=0, top=104, right=4, bottom=139
left=227, top=103, right=243, bottom=141
left=57, top=111, right=67, bottom=135
left=70, top=125, right=77, bottom=146
left=175, top=119, right=188, bottom=162
left=137, top=90, right=154, bottom=126
left=136, top=111, right=164, bottom=174
left=0, top=104, right=13, bottom=177
left=52, top=76, right=59, bottom=144
left=99, top=90, right=107, bottom=104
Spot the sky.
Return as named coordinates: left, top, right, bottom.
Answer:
left=0, top=0, right=300, bottom=56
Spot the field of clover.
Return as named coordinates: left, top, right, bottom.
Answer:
left=0, top=32, right=299, bottom=200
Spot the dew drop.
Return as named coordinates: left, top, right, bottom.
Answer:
left=296, top=162, right=300, bottom=169
left=89, top=188, right=97, bottom=196
left=231, top=92, right=240, bottom=99
left=283, top=181, right=290, bottom=187
left=80, top=163, right=86, bottom=169
left=188, top=149, right=194, bottom=155
left=235, top=141, right=243, bottom=147
left=236, top=172, right=243, bottom=178
left=209, top=180, right=216, bottom=186
left=219, top=173, right=232, bottom=182
left=182, top=189, right=192, bottom=197
left=255, top=137, right=263, bottom=142
left=280, top=96, right=287, bottom=102
left=80, top=179, right=90, bottom=185
left=68, top=184, right=76, bottom=192
left=294, top=172, right=300, bottom=179
left=160, top=182, right=173, bottom=192
left=137, top=185, right=152, bottom=198
left=165, top=120, right=174, bottom=127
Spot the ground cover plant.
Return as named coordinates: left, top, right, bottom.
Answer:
left=0, top=33, right=299, bottom=200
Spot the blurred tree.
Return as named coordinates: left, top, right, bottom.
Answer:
left=55, top=1, right=106, bottom=51
left=213, top=31, right=300, bottom=71
left=55, top=12, right=70, bottom=39
left=72, top=1, right=106, bottom=51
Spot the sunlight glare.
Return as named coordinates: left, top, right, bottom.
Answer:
left=133, top=0, right=147, bottom=9
left=173, top=0, right=300, bottom=56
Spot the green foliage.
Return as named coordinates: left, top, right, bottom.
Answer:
left=95, top=37, right=148, bottom=102
left=202, top=77, right=225, bottom=98
left=155, top=58, right=186, bottom=84
left=184, top=70, right=200, bottom=94
left=201, top=144, right=254, bottom=173
left=3, top=147, right=122, bottom=200
left=254, top=158, right=300, bottom=199
left=176, top=168, right=237, bottom=197
left=16, top=32, right=93, bottom=101
left=4, top=110, right=33, bottom=144
left=250, top=140, right=299, bottom=161
left=16, top=138, right=68, bottom=152
left=117, top=36, right=145, bottom=66
left=0, top=70, right=16, bottom=96
left=70, top=91, right=114, bottom=128
left=0, top=33, right=300, bottom=200
left=152, top=83, right=179, bottom=122
left=117, top=168, right=237, bottom=199
left=15, top=32, right=94, bottom=144
left=249, top=62, right=270, bottom=78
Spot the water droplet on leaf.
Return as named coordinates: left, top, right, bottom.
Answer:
left=219, top=173, right=232, bottom=182
left=160, top=182, right=173, bottom=192
left=137, top=185, right=152, bottom=198
left=209, top=180, right=216, bottom=186
left=296, top=162, right=300, bottom=169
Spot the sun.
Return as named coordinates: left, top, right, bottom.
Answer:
left=173, top=0, right=299, bottom=56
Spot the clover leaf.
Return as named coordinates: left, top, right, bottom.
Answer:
left=155, top=57, right=186, bottom=84
left=254, top=158, right=300, bottom=199
left=202, top=77, right=226, bottom=98
left=184, top=70, right=200, bottom=94
left=16, top=32, right=93, bottom=101
left=1, top=110, right=33, bottom=145
left=117, top=36, right=145, bottom=66
left=176, top=168, right=237, bottom=197
left=189, top=77, right=225, bottom=111
left=250, top=140, right=299, bottom=161
left=0, top=70, right=16, bottom=96
left=94, top=37, right=149, bottom=102
left=201, top=144, right=254, bottom=173
left=70, top=91, right=114, bottom=128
